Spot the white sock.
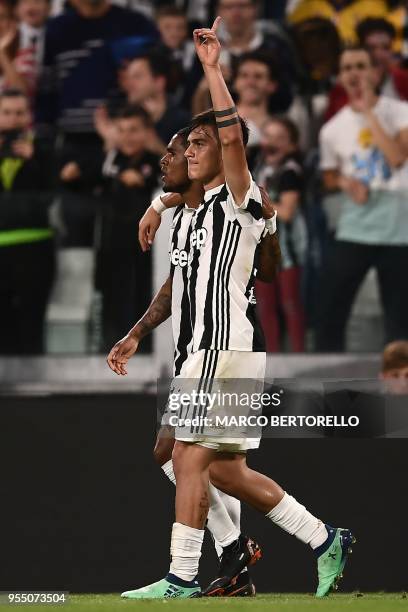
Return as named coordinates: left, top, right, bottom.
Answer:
left=215, top=490, right=247, bottom=574
left=161, top=460, right=240, bottom=550
left=169, top=522, right=204, bottom=582
left=217, top=490, right=241, bottom=530
left=266, top=492, right=328, bottom=549
left=207, top=483, right=240, bottom=549
left=211, top=489, right=241, bottom=558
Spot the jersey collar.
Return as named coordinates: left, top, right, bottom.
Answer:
left=204, top=183, right=224, bottom=202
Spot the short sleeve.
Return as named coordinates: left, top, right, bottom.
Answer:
left=226, top=175, right=263, bottom=220
left=319, top=125, right=339, bottom=170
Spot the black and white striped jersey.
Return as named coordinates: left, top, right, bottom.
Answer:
left=169, top=178, right=266, bottom=366
left=169, top=204, right=195, bottom=376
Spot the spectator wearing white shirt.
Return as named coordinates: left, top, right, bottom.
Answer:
left=316, top=46, right=408, bottom=351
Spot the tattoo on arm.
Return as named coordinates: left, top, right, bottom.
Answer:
left=131, top=278, right=172, bottom=339
left=137, top=294, right=171, bottom=338
left=214, top=106, right=237, bottom=117
left=216, top=116, right=240, bottom=129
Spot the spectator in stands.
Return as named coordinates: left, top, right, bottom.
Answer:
left=289, top=17, right=341, bottom=149
left=316, top=47, right=408, bottom=352
left=0, top=0, right=27, bottom=94
left=13, top=0, right=50, bottom=103
left=97, top=50, right=190, bottom=155
left=152, top=0, right=212, bottom=27
left=217, top=0, right=293, bottom=72
left=36, top=0, right=158, bottom=247
left=154, top=5, right=197, bottom=107
left=380, top=340, right=408, bottom=395
left=287, top=0, right=388, bottom=44
left=155, top=5, right=192, bottom=64
left=253, top=117, right=307, bottom=352
left=60, top=104, right=159, bottom=351
left=388, top=1, right=408, bottom=62
left=191, top=0, right=294, bottom=115
left=36, top=0, right=158, bottom=138
left=0, top=88, right=55, bottom=354
left=326, top=18, right=408, bottom=121
left=233, top=51, right=286, bottom=147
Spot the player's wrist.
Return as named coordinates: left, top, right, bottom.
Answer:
left=151, top=195, right=167, bottom=216
left=203, top=63, right=222, bottom=75
left=265, top=212, right=277, bottom=235
left=128, top=328, right=143, bottom=342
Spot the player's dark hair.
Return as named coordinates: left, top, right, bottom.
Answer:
left=0, top=88, right=28, bottom=104
left=176, top=126, right=190, bottom=148
left=266, top=116, right=300, bottom=147
left=235, top=50, right=280, bottom=83
left=357, top=17, right=396, bottom=44
left=116, top=103, right=152, bottom=127
left=189, top=109, right=249, bottom=147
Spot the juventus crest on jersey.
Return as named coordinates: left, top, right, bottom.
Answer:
left=169, top=178, right=266, bottom=376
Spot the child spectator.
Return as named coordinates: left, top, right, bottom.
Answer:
left=60, top=104, right=160, bottom=351
left=253, top=117, right=307, bottom=352
left=380, top=340, right=408, bottom=395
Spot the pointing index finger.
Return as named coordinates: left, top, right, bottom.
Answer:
left=211, top=16, right=222, bottom=32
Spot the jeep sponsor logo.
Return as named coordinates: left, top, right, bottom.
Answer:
left=170, top=228, right=208, bottom=268
left=190, top=228, right=207, bottom=250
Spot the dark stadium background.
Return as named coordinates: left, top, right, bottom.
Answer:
left=0, top=392, right=406, bottom=593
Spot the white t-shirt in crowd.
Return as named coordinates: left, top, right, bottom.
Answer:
left=319, top=96, right=408, bottom=245
left=320, top=96, right=408, bottom=192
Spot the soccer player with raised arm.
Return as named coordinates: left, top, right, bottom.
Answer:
left=112, top=18, right=355, bottom=599
left=108, top=127, right=280, bottom=597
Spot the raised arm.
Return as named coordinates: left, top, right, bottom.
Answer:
left=107, top=275, right=172, bottom=375
left=193, top=18, right=250, bottom=204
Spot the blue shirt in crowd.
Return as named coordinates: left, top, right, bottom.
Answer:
left=36, top=5, right=159, bottom=134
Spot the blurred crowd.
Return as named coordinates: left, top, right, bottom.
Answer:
left=1, top=0, right=408, bottom=355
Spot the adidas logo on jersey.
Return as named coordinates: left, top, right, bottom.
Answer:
left=248, top=286, right=257, bottom=305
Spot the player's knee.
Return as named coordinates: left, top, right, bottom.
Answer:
left=172, top=442, right=209, bottom=480
left=171, top=441, right=187, bottom=478
left=209, top=455, right=247, bottom=493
